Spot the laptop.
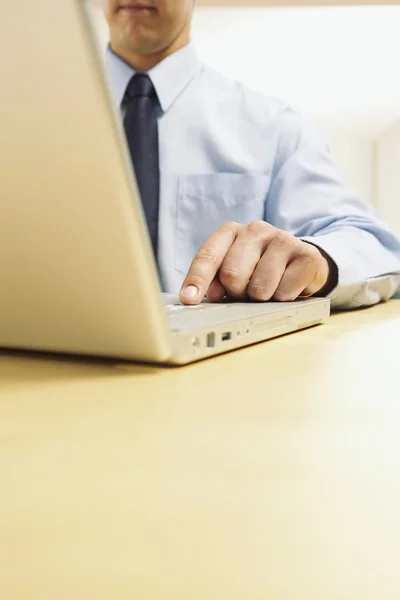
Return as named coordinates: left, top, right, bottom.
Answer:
left=0, top=0, right=330, bottom=365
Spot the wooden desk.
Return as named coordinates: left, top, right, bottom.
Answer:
left=1, top=301, right=400, bottom=600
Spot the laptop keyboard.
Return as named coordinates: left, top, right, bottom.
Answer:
left=165, top=302, right=235, bottom=330
left=165, top=303, right=218, bottom=314
left=164, top=299, right=295, bottom=331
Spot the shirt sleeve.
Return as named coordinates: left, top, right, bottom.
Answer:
left=265, top=106, right=400, bottom=309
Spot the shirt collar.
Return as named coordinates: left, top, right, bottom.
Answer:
left=105, top=42, right=203, bottom=113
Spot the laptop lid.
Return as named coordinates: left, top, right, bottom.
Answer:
left=0, top=0, right=172, bottom=361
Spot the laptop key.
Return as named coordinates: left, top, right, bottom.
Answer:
left=166, top=305, right=185, bottom=312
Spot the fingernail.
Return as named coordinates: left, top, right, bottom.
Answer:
left=182, top=285, right=199, bottom=300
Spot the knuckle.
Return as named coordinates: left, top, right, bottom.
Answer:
left=299, top=250, right=320, bottom=272
left=247, top=220, right=269, bottom=235
left=297, top=251, right=315, bottom=266
left=195, top=244, right=218, bottom=265
left=271, top=229, right=292, bottom=249
left=219, top=221, right=239, bottom=235
left=300, top=241, right=320, bottom=259
left=247, top=283, right=270, bottom=302
left=219, top=266, right=242, bottom=287
left=274, top=289, right=297, bottom=303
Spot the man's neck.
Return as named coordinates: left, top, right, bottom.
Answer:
left=110, top=39, right=190, bottom=73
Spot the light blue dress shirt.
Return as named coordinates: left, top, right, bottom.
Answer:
left=105, top=43, right=400, bottom=309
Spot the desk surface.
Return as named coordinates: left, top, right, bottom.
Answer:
left=1, top=301, right=400, bottom=600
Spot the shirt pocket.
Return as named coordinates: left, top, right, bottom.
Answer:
left=175, top=173, right=270, bottom=275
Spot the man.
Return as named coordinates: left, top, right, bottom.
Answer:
left=103, top=0, right=400, bottom=309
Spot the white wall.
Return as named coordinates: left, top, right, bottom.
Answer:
left=376, top=121, right=400, bottom=235
left=324, top=133, right=374, bottom=206
left=192, top=6, right=400, bottom=141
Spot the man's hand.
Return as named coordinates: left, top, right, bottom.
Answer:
left=179, top=221, right=336, bottom=305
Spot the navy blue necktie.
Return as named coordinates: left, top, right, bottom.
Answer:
left=123, top=74, right=160, bottom=258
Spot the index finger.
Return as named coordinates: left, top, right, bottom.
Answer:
left=180, top=222, right=240, bottom=305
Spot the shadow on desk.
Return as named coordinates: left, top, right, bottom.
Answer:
left=0, top=348, right=160, bottom=391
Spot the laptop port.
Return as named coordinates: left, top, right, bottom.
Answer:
left=206, top=332, right=216, bottom=348
left=191, top=337, right=200, bottom=349
left=221, top=332, right=232, bottom=342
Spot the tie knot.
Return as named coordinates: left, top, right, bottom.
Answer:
left=125, top=74, right=156, bottom=101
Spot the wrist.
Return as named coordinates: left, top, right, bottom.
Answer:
left=315, top=250, right=338, bottom=297
left=302, top=241, right=338, bottom=297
